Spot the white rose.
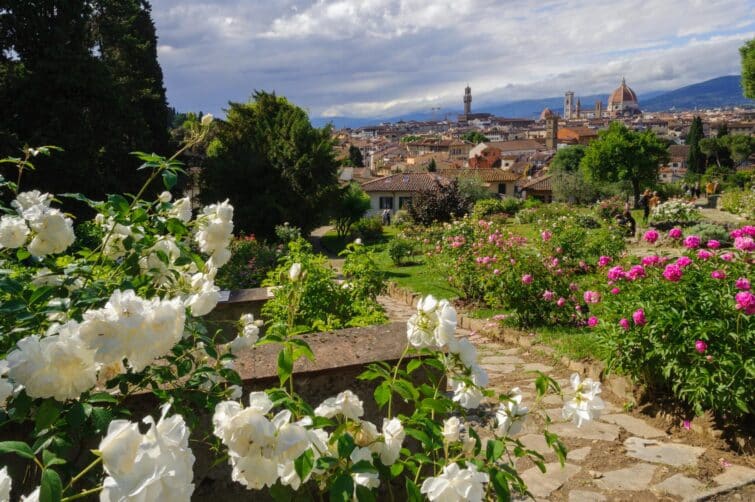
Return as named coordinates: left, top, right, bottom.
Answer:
left=0, top=215, right=29, bottom=249
left=378, top=417, right=404, bottom=466
left=170, top=197, right=193, bottom=223
left=421, top=463, right=489, bottom=502
left=158, top=191, right=172, bottom=203
left=442, top=416, right=461, bottom=443
left=0, top=467, right=11, bottom=501
left=457, top=338, right=477, bottom=368
left=289, top=262, right=302, bottom=282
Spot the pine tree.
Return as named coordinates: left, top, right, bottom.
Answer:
left=686, top=116, right=705, bottom=175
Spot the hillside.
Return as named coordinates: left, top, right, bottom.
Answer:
left=642, top=75, right=752, bottom=111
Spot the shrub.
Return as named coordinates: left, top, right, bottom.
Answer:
left=575, top=214, right=601, bottom=229
left=471, top=198, right=522, bottom=220
left=649, top=199, right=701, bottom=226
left=516, top=203, right=571, bottom=224
left=351, top=216, right=383, bottom=242
left=274, top=222, right=302, bottom=243
left=387, top=237, right=416, bottom=265
left=408, top=178, right=471, bottom=226
left=392, top=209, right=411, bottom=225
left=720, top=188, right=755, bottom=219
left=216, top=235, right=282, bottom=289
left=340, top=241, right=386, bottom=300
left=685, top=223, right=733, bottom=247
left=595, top=195, right=626, bottom=221
left=594, top=234, right=754, bottom=417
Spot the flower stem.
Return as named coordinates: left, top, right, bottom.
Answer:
left=62, top=486, right=103, bottom=502
left=387, top=344, right=410, bottom=419
left=65, top=456, right=102, bottom=491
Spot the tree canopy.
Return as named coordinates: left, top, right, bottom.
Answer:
left=461, top=131, right=489, bottom=144
left=686, top=116, right=705, bottom=175
left=347, top=145, right=364, bottom=167
left=579, top=122, right=668, bottom=205
left=549, top=145, right=586, bottom=172
left=331, top=182, right=370, bottom=237
left=741, top=38, right=755, bottom=99
left=0, top=0, right=169, bottom=202
left=201, top=91, right=340, bottom=238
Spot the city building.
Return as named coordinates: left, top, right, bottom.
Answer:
left=607, top=77, right=641, bottom=117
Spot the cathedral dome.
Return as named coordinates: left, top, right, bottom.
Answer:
left=608, top=78, right=638, bottom=106
left=540, top=107, right=555, bottom=121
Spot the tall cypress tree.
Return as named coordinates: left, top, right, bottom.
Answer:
left=686, top=116, right=705, bottom=175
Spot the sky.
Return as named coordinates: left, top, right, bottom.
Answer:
left=152, top=0, right=755, bottom=119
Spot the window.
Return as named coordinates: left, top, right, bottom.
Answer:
left=498, top=183, right=507, bottom=194
left=379, top=197, right=393, bottom=209
left=399, top=197, right=413, bottom=209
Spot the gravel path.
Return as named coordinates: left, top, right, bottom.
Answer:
left=377, top=294, right=755, bottom=501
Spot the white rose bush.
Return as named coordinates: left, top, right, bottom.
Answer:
left=0, top=139, right=594, bottom=501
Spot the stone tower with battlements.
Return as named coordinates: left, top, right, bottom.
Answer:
left=463, top=85, right=472, bottom=117
left=564, top=91, right=574, bottom=120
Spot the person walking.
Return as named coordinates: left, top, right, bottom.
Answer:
left=640, top=189, right=651, bottom=223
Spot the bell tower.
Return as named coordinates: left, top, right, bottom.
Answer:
left=564, top=91, right=574, bottom=120
left=463, top=84, right=472, bottom=117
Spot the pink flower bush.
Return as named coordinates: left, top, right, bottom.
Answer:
left=707, top=240, right=720, bottom=249
left=643, top=230, right=659, bottom=244
left=710, top=270, right=726, bottom=280
left=610, top=287, right=620, bottom=295
left=542, top=290, right=554, bottom=301
left=641, top=255, right=661, bottom=267
left=695, top=340, right=708, bottom=353
left=683, top=235, right=701, bottom=249
left=668, top=227, right=683, bottom=239
left=720, top=252, right=735, bottom=262
left=663, top=264, right=683, bottom=282
left=676, top=256, right=693, bottom=268
left=597, top=255, right=612, bottom=267
left=619, top=318, right=630, bottom=330
left=730, top=226, right=755, bottom=238
left=556, top=297, right=566, bottom=307
left=521, top=274, right=533, bottom=284
left=734, top=236, right=754, bottom=252
left=735, top=277, right=751, bottom=290
left=607, top=266, right=624, bottom=281
left=697, top=249, right=713, bottom=260
left=583, top=291, right=601, bottom=304
left=626, top=265, right=646, bottom=281
left=587, top=316, right=599, bottom=327
left=541, top=230, right=552, bottom=241
left=735, top=291, right=755, bottom=315
left=632, top=308, right=646, bottom=326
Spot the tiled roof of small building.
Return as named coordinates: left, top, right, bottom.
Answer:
left=361, top=173, right=448, bottom=192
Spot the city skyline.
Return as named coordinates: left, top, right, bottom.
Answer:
left=153, top=0, right=755, bottom=119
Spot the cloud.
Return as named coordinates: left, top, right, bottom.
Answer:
left=151, top=0, right=755, bottom=119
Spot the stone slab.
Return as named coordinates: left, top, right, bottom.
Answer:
left=567, top=447, right=591, bottom=462
left=542, top=394, right=564, bottom=406
left=520, top=462, right=581, bottom=499
left=594, top=463, right=657, bottom=492
left=521, top=363, right=554, bottom=372
left=482, top=364, right=516, bottom=374
left=481, top=355, right=523, bottom=365
left=518, top=434, right=553, bottom=456
left=652, top=473, right=705, bottom=499
left=624, top=437, right=705, bottom=467
left=713, top=464, right=755, bottom=487
left=568, top=490, right=606, bottom=502
left=600, top=413, right=666, bottom=438
left=550, top=421, right=621, bottom=442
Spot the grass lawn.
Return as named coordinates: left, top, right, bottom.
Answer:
left=321, top=225, right=400, bottom=255
left=371, top=245, right=460, bottom=300
left=533, top=325, right=609, bottom=361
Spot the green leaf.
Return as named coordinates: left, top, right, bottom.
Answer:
left=374, top=382, right=391, bottom=408
left=491, top=470, right=511, bottom=501
left=406, top=358, right=422, bottom=374
left=389, top=462, right=404, bottom=477
left=90, top=407, right=112, bottom=434
left=40, top=468, right=63, bottom=502
left=420, top=398, right=449, bottom=414
left=294, top=449, right=314, bottom=481
left=405, top=478, right=423, bottom=502
left=42, top=450, right=66, bottom=468
left=278, top=348, right=293, bottom=386
left=355, top=485, right=377, bottom=502
left=0, top=441, right=35, bottom=459
left=337, top=433, right=356, bottom=459
left=162, top=170, right=178, bottom=190
left=34, top=400, right=62, bottom=433
left=87, top=392, right=118, bottom=404
left=329, top=473, right=354, bottom=502
left=16, top=248, right=30, bottom=261
left=486, top=438, right=505, bottom=462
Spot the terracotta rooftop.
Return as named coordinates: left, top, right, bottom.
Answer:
left=361, top=172, right=448, bottom=192
left=668, top=144, right=690, bottom=159
left=520, top=174, right=553, bottom=191
left=487, top=139, right=545, bottom=152
left=439, top=168, right=520, bottom=182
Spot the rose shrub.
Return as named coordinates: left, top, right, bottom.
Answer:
left=215, top=234, right=283, bottom=289
left=593, top=226, right=754, bottom=417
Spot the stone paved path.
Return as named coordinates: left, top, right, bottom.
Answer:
left=377, top=294, right=755, bottom=501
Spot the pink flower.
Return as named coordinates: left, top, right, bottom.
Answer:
left=676, top=256, right=693, bottom=268
left=542, top=290, right=554, bottom=301
left=619, top=318, right=630, bottom=330
left=697, top=249, right=713, bottom=260
left=569, top=282, right=579, bottom=291
left=556, top=297, right=566, bottom=307
left=720, top=252, right=735, bottom=262
left=521, top=274, right=533, bottom=284
left=735, top=277, right=750, bottom=290
left=643, top=230, right=659, bottom=244
left=597, top=255, right=612, bottom=267
left=541, top=230, right=552, bottom=241
left=610, top=287, right=621, bottom=295
left=668, top=227, right=683, bottom=239
left=706, top=355, right=713, bottom=362
left=551, top=257, right=559, bottom=267
left=587, top=316, right=599, bottom=327
left=663, top=264, right=683, bottom=282
left=707, top=240, right=721, bottom=249
left=730, top=226, right=755, bottom=238
left=735, top=291, right=755, bottom=315
left=734, top=236, right=754, bottom=252
left=641, top=255, right=661, bottom=267
left=710, top=270, right=726, bottom=280
left=682, top=419, right=691, bottom=430
left=632, top=308, right=646, bottom=326
left=695, top=340, right=708, bottom=353
left=626, top=265, right=646, bottom=281
left=607, top=266, right=625, bottom=281
left=493, top=269, right=500, bottom=275
left=583, top=291, right=601, bottom=304
left=683, top=235, right=701, bottom=249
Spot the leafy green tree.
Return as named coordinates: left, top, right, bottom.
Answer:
left=549, top=145, right=585, bottom=172
left=347, top=145, right=364, bottom=167
left=202, top=91, right=340, bottom=238
left=331, top=182, right=370, bottom=237
left=461, top=131, right=489, bottom=144
left=427, top=158, right=437, bottom=172
left=579, top=122, right=668, bottom=205
left=686, top=116, right=705, bottom=175
left=400, top=135, right=421, bottom=143
left=408, top=179, right=470, bottom=226
left=741, top=38, right=755, bottom=99
left=457, top=174, right=494, bottom=202
left=724, top=134, right=755, bottom=165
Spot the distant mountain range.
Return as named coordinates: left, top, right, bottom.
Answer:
left=313, top=75, right=753, bottom=129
